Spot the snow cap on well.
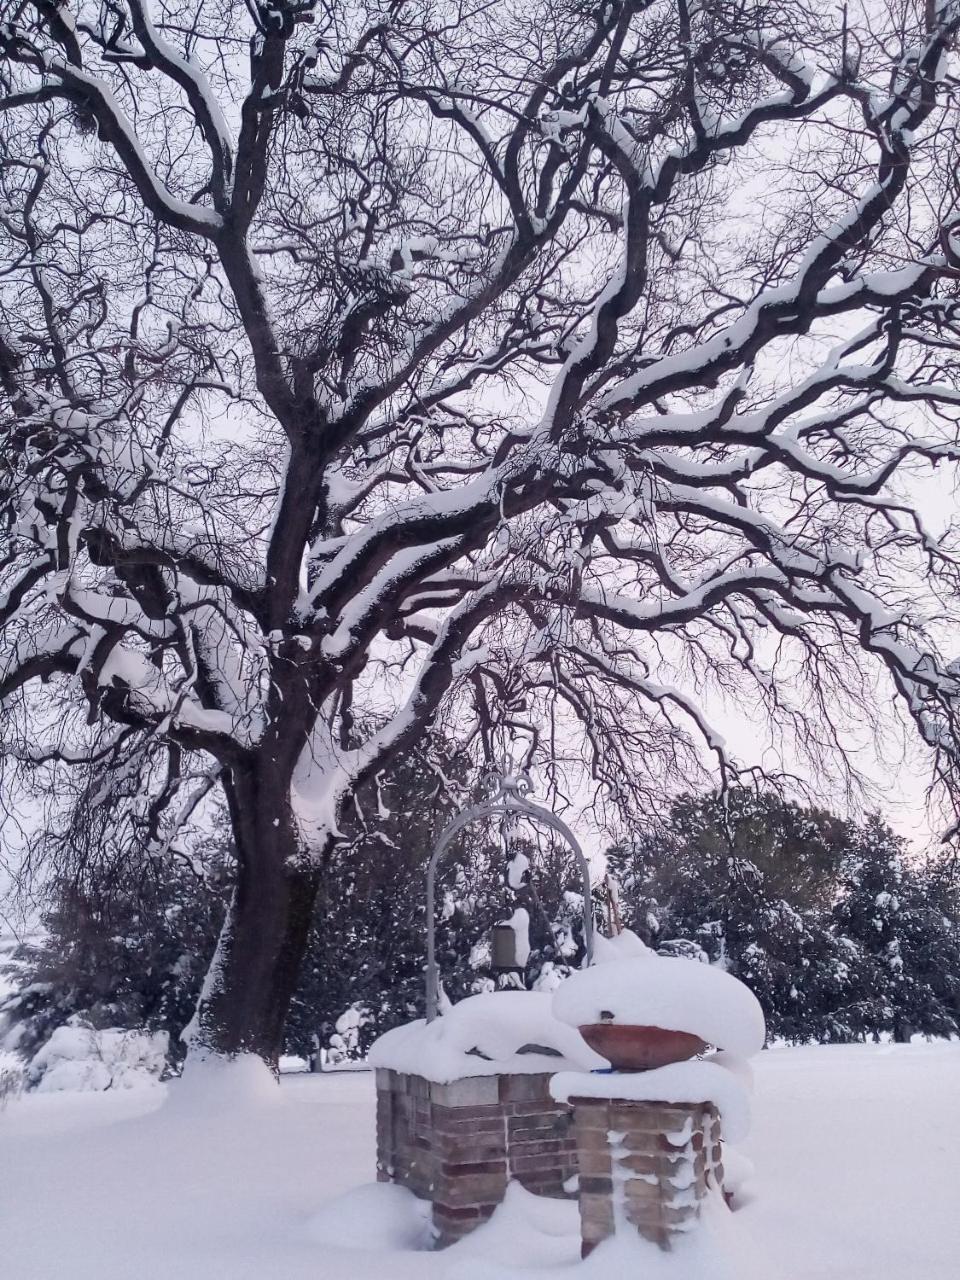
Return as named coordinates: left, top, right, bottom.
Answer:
left=552, top=956, right=766, bottom=1057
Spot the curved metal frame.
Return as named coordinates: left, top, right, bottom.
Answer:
left=425, top=771, right=594, bottom=1021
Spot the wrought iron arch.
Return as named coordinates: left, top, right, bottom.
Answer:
left=425, top=771, right=594, bottom=1021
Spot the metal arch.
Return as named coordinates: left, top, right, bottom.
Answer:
left=425, top=771, right=594, bottom=1022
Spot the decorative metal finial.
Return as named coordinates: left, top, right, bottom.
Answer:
left=481, top=769, right=534, bottom=804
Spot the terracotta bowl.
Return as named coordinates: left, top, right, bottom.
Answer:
left=578, top=1022, right=707, bottom=1071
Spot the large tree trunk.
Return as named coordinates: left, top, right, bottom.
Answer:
left=187, top=761, right=325, bottom=1067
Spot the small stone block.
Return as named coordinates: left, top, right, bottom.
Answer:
left=429, top=1076, right=501, bottom=1108
left=498, top=1074, right=554, bottom=1103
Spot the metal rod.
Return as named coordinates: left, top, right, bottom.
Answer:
left=425, top=773, right=594, bottom=1022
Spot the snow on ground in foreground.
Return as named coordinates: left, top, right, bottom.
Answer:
left=1, top=1041, right=958, bottom=1280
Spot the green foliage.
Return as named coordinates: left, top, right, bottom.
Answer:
left=0, top=841, right=232, bottom=1069
left=2, top=740, right=593, bottom=1071
left=608, top=790, right=960, bottom=1044
left=5, top=780, right=958, bottom=1074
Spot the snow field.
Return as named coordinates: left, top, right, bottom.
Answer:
left=0, top=1041, right=957, bottom=1280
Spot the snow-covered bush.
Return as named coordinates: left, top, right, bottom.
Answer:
left=325, top=1004, right=372, bottom=1064
left=0, top=1051, right=24, bottom=1108
left=27, top=1023, right=168, bottom=1093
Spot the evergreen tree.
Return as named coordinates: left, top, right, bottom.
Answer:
left=2, top=744, right=596, bottom=1072
left=0, top=831, right=233, bottom=1069
left=607, top=792, right=960, bottom=1046
left=832, top=816, right=960, bottom=1042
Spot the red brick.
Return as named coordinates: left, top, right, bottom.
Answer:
left=438, top=1160, right=506, bottom=1177
left=508, top=1100, right=568, bottom=1118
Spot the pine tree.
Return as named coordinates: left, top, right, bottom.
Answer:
left=832, top=817, right=960, bottom=1041
left=604, top=791, right=960, bottom=1046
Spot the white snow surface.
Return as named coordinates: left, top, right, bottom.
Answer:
left=589, top=926, right=654, bottom=963
left=552, top=956, right=766, bottom=1056
left=368, top=991, right=608, bottom=1081
left=0, top=1042, right=958, bottom=1278
left=550, top=1057, right=753, bottom=1142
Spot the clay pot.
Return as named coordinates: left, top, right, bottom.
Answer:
left=578, top=1022, right=707, bottom=1071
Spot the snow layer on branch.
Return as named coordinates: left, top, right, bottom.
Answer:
left=368, top=991, right=608, bottom=1081
left=552, top=957, right=766, bottom=1056
left=550, top=1058, right=753, bottom=1142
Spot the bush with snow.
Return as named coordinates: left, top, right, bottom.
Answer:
left=325, top=1003, right=372, bottom=1065
left=0, top=1050, right=24, bottom=1108
left=27, top=1023, right=168, bottom=1093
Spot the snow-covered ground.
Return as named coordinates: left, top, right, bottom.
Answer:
left=1, top=1041, right=957, bottom=1280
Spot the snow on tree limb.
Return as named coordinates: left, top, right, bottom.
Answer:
left=3, top=1, right=960, bottom=1057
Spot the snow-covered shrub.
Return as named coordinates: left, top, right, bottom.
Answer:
left=0, top=1051, right=24, bottom=1108
left=27, top=1022, right=168, bottom=1093
left=325, top=1004, right=372, bottom=1064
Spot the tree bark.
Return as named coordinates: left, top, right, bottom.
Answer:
left=187, top=761, right=324, bottom=1067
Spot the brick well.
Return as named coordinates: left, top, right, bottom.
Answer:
left=375, top=1068, right=577, bottom=1246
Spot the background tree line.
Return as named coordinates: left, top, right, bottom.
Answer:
left=3, top=754, right=958, bottom=1084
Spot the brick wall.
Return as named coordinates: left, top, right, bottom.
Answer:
left=375, top=1068, right=577, bottom=1246
left=570, top=1096, right=723, bottom=1255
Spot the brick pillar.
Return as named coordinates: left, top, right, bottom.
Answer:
left=571, top=1096, right=722, bottom=1255
left=375, top=1069, right=578, bottom=1247
left=375, top=1068, right=437, bottom=1200
left=429, top=1075, right=509, bottom=1246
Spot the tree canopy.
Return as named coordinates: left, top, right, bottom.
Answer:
left=4, top=0, right=960, bottom=1059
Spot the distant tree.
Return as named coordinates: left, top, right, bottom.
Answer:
left=832, top=816, right=960, bottom=1041
left=607, top=792, right=960, bottom=1044
left=673, top=789, right=850, bottom=911
left=0, top=821, right=233, bottom=1068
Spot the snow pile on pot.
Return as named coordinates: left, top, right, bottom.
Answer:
left=27, top=1023, right=168, bottom=1093
left=552, top=953, right=766, bottom=1058
left=589, top=927, right=655, bottom=963
left=369, top=990, right=608, bottom=1082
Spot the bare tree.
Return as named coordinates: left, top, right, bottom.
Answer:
left=4, top=0, right=960, bottom=1064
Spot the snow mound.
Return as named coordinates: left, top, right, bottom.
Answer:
left=576, top=1192, right=766, bottom=1280
left=550, top=1058, right=753, bottom=1142
left=590, top=927, right=654, bottom=963
left=165, top=1051, right=280, bottom=1113
left=553, top=956, right=766, bottom=1056
left=722, top=1147, right=757, bottom=1201
left=369, top=991, right=608, bottom=1082
left=28, top=1025, right=168, bottom=1093
left=450, top=1181, right=580, bottom=1268
left=305, top=1182, right=432, bottom=1251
